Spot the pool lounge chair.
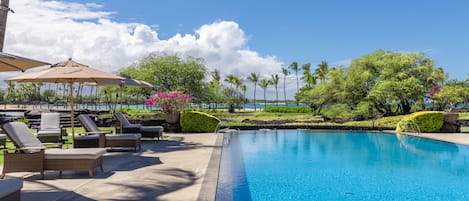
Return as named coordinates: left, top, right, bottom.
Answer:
left=114, top=112, right=163, bottom=140
left=77, top=115, right=141, bottom=151
left=1, top=122, right=106, bottom=178
left=0, top=178, right=22, bottom=201
left=36, top=112, right=65, bottom=147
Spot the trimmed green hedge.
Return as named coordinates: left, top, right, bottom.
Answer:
left=180, top=111, right=221, bottom=133
left=263, top=106, right=311, bottom=113
left=396, top=111, right=445, bottom=133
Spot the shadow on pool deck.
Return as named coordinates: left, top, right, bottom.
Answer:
left=15, top=133, right=218, bottom=201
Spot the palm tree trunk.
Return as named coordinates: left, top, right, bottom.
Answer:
left=283, top=77, right=287, bottom=106
left=275, top=87, right=278, bottom=106
left=295, top=71, right=299, bottom=106
left=253, top=84, right=257, bottom=111
left=264, top=89, right=267, bottom=108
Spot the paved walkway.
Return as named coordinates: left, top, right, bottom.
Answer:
left=392, top=131, right=469, bottom=146
left=3, top=133, right=219, bottom=201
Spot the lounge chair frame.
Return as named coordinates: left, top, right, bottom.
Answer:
left=78, top=115, right=141, bottom=151
left=114, top=112, right=163, bottom=140
left=1, top=122, right=105, bottom=179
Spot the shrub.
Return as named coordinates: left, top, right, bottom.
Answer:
left=180, top=111, right=221, bottom=133
left=396, top=111, right=445, bottom=133
left=263, top=106, right=311, bottom=113
left=322, top=104, right=355, bottom=121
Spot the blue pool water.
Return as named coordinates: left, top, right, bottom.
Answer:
left=216, top=130, right=469, bottom=201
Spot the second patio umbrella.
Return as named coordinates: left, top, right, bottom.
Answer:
left=0, top=52, right=49, bottom=72
left=7, top=58, right=124, bottom=136
left=88, top=74, right=154, bottom=132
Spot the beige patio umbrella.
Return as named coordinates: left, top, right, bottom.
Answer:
left=7, top=58, right=124, bottom=136
left=87, top=74, right=154, bottom=132
left=0, top=52, right=49, bottom=72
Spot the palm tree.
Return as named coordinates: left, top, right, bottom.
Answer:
left=281, top=67, right=289, bottom=105
left=210, top=69, right=221, bottom=108
left=247, top=72, right=259, bottom=111
left=316, top=60, right=329, bottom=82
left=302, top=63, right=311, bottom=74
left=302, top=73, right=317, bottom=88
left=233, top=76, right=243, bottom=93
left=271, top=74, right=279, bottom=106
left=210, top=69, right=221, bottom=86
left=224, top=74, right=237, bottom=89
left=289, top=61, right=299, bottom=105
left=241, top=84, right=247, bottom=110
left=259, top=78, right=271, bottom=108
left=301, top=63, right=314, bottom=88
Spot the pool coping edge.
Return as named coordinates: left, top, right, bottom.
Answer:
left=197, top=133, right=224, bottom=201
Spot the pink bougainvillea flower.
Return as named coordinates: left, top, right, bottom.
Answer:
left=145, top=90, right=191, bottom=114
left=144, top=98, right=154, bottom=105
left=432, top=85, right=440, bottom=91
left=429, top=92, right=434, bottom=97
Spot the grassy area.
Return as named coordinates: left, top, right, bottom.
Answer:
left=212, top=111, right=323, bottom=126
left=459, top=112, right=469, bottom=120
left=343, top=115, right=406, bottom=128
left=210, top=110, right=406, bottom=129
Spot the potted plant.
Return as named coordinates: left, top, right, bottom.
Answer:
left=145, top=90, right=191, bottom=124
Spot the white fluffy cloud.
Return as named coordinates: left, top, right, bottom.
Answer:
left=3, top=0, right=299, bottom=100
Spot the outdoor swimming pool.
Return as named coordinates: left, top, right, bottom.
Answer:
left=216, top=130, right=469, bottom=200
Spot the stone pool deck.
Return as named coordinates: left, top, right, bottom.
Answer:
left=391, top=131, right=469, bottom=145
left=2, top=133, right=220, bottom=201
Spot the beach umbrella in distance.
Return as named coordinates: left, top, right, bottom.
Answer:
left=0, top=52, right=49, bottom=72
left=88, top=74, right=154, bottom=132
left=7, top=58, right=124, bottom=136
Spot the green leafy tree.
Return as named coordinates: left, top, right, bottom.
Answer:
left=343, top=50, right=446, bottom=114
left=247, top=73, right=259, bottom=110
left=120, top=55, right=207, bottom=99
left=297, top=67, right=345, bottom=114
left=433, top=81, right=469, bottom=111
left=42, top=89, right=56, bottom=103
left=208, top=69, right=224, bottom=108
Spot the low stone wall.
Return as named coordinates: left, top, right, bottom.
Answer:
left=228, top=125, right=395, bottom=131
left=459, top=119, right=469, bottom=127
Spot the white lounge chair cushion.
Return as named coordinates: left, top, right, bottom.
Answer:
left=40, top=113, right=60, bottom=130
left=45, top=148, right=106, bottom=160
left=37, top=128, right=62, bottom=135
left=105, top=133, right=141, bottom=140
left=37, top=129, right=61, bottom=136
left=0, top=178, right=22, bottom=198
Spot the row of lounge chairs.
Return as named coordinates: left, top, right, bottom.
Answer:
left=1, top=112, right=164, bottom=179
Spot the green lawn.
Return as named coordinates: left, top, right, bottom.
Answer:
left=459, top=112, right=469, bottom=120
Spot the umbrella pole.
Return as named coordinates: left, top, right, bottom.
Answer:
left=120, top=84, right=123, bottom=133
left=69, top=82, right=75, bottom=138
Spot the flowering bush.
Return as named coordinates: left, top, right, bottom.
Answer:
left=145, top=90, right=191, bottom=114
left=428, top=85, right=440, bottom=97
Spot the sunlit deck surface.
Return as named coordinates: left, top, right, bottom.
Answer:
left=2, top=133, right=220, bottom=201
left=395, top=131, right=469, bottom=146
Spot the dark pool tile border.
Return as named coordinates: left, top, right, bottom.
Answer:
left=197, top=133, right=223, bottom=201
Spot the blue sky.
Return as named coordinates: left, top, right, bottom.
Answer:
left=3, top=0, right=469, bottom=100
left=63, top=0, right=469, bottom=80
